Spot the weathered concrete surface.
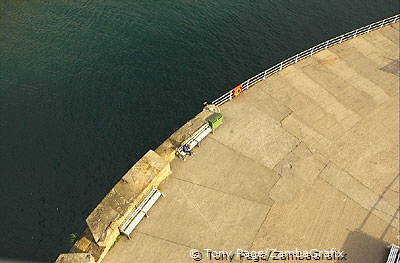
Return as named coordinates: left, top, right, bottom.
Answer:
left=172, top=137, right=279, bottom=205
left=103, top=23, right=399, bottom=263
left=102, top=233, right=192, bottom=263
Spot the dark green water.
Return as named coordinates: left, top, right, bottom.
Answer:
left=0, top=0, right=398, bottom=261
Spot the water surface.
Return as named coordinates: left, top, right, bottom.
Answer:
left=0, top=0, right=398, bottom=261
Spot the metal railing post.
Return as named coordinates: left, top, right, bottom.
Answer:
left=263, top=70, right=267, bottom=80
left=279, top=62, right=283, bottom=71
left=367, top=24, right=372, bottom=32
left=295, top=54, right=299, bottom=63
left=339, top=34, right=344, bottom=43
left=353, top=29, right=359, bottom=38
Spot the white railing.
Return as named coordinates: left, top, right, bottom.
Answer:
left=212, top=14, right=400, bottom=106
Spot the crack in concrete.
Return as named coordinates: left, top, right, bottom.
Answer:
left=246, top=205, right=273, bottom=252
left=319, top=163, right=399, bottom=230
left=136, top=231, right=194, bottom=249
left=173, top=177, right=273, bottom=208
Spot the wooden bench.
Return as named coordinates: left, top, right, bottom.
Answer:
left=120, top=187, right=163, bottom=239
left=177, top=123, right=212, bottom=160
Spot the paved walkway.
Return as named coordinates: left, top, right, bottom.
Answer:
left=104, top=23, right=399, bottom=263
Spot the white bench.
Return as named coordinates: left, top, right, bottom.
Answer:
left=120, top=187, right=163, bottom=239
left=177, top=123, right=212, bottom=160
left=386, top=244, right=400, bottom=263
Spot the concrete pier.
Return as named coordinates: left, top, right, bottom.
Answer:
left=103, top=23, right=399, bottom=263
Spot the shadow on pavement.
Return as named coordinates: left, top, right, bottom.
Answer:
left=338, top=230, right=389, bottom=263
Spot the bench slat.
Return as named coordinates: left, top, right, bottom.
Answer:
left=189, top=126, right=212, bottom=148
left=120, top=187, right=163, bottom=239
left=177, top=124, right=212, bottom=158
left=120, top=208, right=141, bottom=230
left=137, top=188, right=158, bottom=211
left=121, top=211, right=146, bottom=239
left=142, top=190, right=162, bottom=214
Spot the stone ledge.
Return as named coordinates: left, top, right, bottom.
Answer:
left=86, top=150, right=171, bottom=244
left=61, top=149, right=171, bottom=263
left=56, top=253, right=95, bottom=263
left=155, top=107, right=216, bottom=162
left=69, top=228, right=105, bottom=262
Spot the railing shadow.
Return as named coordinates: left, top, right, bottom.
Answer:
left=338, top=231, right=389, bottom=263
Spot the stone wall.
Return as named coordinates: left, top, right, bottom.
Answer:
left=56, top=253, right=95, bottom=263
left=55, top=107, right=216, bottom=263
